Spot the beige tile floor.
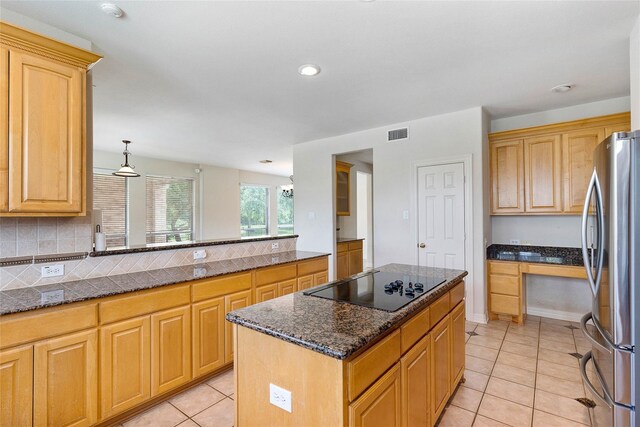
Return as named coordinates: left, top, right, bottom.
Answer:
left=120, top=316, right=594, bottom=427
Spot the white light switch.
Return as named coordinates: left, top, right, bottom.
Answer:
left=269, top=383, right=292, bottom=413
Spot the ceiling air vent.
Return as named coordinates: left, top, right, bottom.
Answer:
left=387, top=127, right=409, bottom=142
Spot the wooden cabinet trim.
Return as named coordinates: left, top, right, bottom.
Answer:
left=0, top=46, right=8, bottom=213
left=99, top=284, right=190, bottom=325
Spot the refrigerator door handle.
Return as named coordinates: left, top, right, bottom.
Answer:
left=580, top=351, right=613, bottom=408
left=580, top=312, right=610, bottom=354
left=581, top=169, right=604, bottom=296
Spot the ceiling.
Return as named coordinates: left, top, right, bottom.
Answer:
left=2, top=1, right=638, bottom=176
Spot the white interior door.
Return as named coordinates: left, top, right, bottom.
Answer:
left=417, top=163, right=465, bottom=269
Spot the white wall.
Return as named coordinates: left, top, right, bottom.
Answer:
left=356, top=172, right=373, bottom=268
left=631, top=16, right=640, bottom=130
left=491, top=96, right=630, bottom=132
left=94, top=151, right=289, bottom=245
left=293, top=107, right=488, bottom=323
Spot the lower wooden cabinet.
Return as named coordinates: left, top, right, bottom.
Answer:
left=349, top=363, right=401, bottom=427
left=151, top=306, right=191, bottom=396
left=100, top=316, right=151, bottom=418
left=33, top=330, right=98, bottom=427
left=192, top=297, right=225, bottom=378
left=277, top=278, right=297, bottom=296
left=256, top=283, right=278, bottom=302
left=430, top=314, right=451, bottom=422
left=314, top=271, right=328, bottom=285
left=297, top=275, right=314, bottom=291
left=337, top=252, right=350, bottom=280
left=224, top=290, right=252, bottom=364
left=337, top=240, right=364, bottom=280
left=400, top=335, right=430, bottom=427
left=0, top=345, right=33, bottom=427
left=450, top=302, right=465, bottom=389
left=488, top=260, right=525, bottom=323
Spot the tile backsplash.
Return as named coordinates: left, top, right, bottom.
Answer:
left=0, top=237, right=297, bottom=290
left=0, top=217, right=94, bottom=258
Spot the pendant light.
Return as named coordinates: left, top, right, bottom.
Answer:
left=282, top=175, right=294, bottom=198
left=112, top=140, right=140, bottom=177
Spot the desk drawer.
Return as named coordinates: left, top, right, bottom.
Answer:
left=429, top=293, right=450, bottom=326
left=488, top=261, right=519, bottom=276
left=489, top=275, right=520, bottom=296
left=490, top=293, right=520, bottom=316
left=401, top=307, right=430, bottom=354
left=449, top=281, right=465, bottom=309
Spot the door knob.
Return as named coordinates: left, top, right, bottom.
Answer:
left=418, top=243, right=426, bottom=248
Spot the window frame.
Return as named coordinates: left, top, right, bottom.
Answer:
left=93, top=168, right=130, bottom=247
left=145, top=174, right=196, bottom=244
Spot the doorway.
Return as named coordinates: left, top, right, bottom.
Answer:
left=357, top=171, right=373, bottom=269
left=417, top=162, right=465, bottom=269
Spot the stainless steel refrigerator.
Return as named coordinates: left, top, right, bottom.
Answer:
left=580, top=130, right=639, bottom=427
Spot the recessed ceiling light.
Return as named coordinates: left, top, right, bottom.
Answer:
left=551, top=84, right=574, bottom=93
left=259, top=160, right=273, bottom=164
left=298, top=64, right=321, bottom=77
left=101, top=3, right=124, bottom=18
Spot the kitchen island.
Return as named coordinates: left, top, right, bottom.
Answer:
left=226, top=263, right=467, bottom=427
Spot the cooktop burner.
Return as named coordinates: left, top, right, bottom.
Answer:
left=304, top=271, right=446, bottom=312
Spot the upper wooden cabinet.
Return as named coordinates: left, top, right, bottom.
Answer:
left=489, top=112, right=630, bottom=215
left=336, top=161, right=353, bottom=216
left=0, top=21, right=101, bottom=216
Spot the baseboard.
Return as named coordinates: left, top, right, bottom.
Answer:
left=527, top=306, right=584, bottom=323
left=469, top=312, right=488, bottom=324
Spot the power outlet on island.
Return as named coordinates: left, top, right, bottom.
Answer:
left=193, top=249, right=207, bottom=260
left=509, top=239, right=520, bottom=245
left=269, top=383, right=292, bottom=413
left=271, top=242, right=279, bottom=250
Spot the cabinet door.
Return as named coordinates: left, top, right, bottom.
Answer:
left=337, top=252, right=349, bottom=280
left=0, top=46, right=8, bottom=212
left=192, top=298, right=225, bottom=378
left=349, top=363, right=401, bottom=427
left=34, top=330, right=97, bottom=427
left=256, top=283, right=278, bottom=303
left=524, top=135, right=562, bottom=213
left=562, top=128, right=605, bottom=213
left=151, top=306, right=191, bottom=396
left=349, top=249, right=364, bottom=276
left=278, top=279, right=297, bottom=296
left=490, top=140, right=524, bottom=214
left=313, top=271, right=328, bottom=286
left=100, top=316, right=150, bottom=418
left=336, top=161, right=352, bottom=216
left=450, top=302, right=465, bottom=390
left=604, top=124, right=630, bottom=138
left=297, top=275, right=314, bottom=291
left=400, top=336, right=430, bottom=427
left=8, top=49, right=84, bottom=214
left=430, top=315, right=451, bottom=422
left=0, top=345, right=33, bottom=427
left=224, top=290, right=252, bottom=364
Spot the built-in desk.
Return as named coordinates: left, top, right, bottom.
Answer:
left=486, top=244, right=586, bottom=324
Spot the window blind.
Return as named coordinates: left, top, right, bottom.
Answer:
left=93, top=171, right=128, bottom=247
left=146, top=175, right=194, bottom=244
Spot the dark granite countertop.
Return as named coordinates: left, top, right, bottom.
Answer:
left=90, top=234, right=299, bottom=257
left=336, top=237, right=365, bottom=243
left=226, top=263, right=467, bottom=360
left=486, top=244, right=584, bottom=266
left=0, top=250, right=328, bottom=316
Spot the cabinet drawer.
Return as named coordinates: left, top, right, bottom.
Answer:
left=449, top=281, right=465, bottom=309
left=255, top=264, right=297, bottom=286
left=0, top=303, right=97, bottom=349
left=489, top=275, right=520, bottom=296
left=297, top=257, right=329, bottom=276
left=100, top=285, right=190, bottom=325
left=337, top=243, right=349, bottom=253
left=488, top=261, right=519, bottom=276
left=348, top=241, right=363, bottom=251
left=490, top=294, right=520, bottom=315
left=192, top=272, right=252, bottom=302
left=348, top=330, right=401, bottom=402
left=429, top=293, right=450, bottom=327
left=401, top=307, right=430, bottom=354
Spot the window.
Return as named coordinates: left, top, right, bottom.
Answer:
left=277, top=186, right=294, bottom=235
left=240, top=185, right=269, bottom=237
left=146, top=175, right=194, bottom=244
left=93, top=170, right=128, bottom=247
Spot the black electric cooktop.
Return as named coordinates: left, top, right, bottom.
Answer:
left=304, top=271, right=446, bottom=312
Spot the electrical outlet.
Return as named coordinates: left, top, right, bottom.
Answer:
left=193, top=249, right=207, bottom=260
left=41, top=289, right=64, bottom=304
left=193, top=267, right=207, bottom=278
left=509, top=239, right=520, bottom=245
left=271, top=256, right=280, bottom=264
left=271, top=242, right=279, bottom=250
left=41, top=264, right=64, bottom=278
left=269, top=383, right=292, bottom=413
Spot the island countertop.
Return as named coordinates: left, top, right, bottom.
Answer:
left=226, top=263, right=467, bottom=360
